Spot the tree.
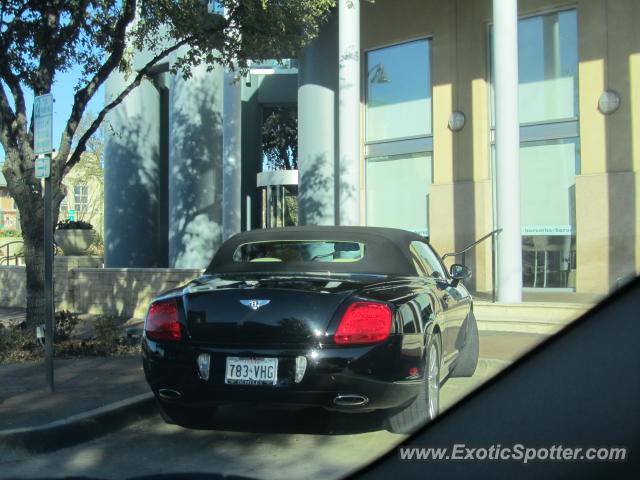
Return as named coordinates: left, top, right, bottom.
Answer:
left=261, top=105, right=297, bottom=170
left=0, top=0, right=334, bottom=328
left=61, top=113, right=104, bottom=236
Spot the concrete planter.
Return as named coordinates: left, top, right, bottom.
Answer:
left=55, top=229, right=96, bottom=255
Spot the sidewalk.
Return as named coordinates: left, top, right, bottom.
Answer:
left=0, top=355, right=154, bottom=452
left=0, top=306, right=550, bottom=453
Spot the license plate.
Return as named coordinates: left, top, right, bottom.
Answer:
left=225, top=357, right=278, bottom=386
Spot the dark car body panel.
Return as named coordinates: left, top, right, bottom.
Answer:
left=142, top=227, right=474, bottom=414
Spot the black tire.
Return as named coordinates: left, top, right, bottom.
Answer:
left=450, top=310, right=479, bottom=377
left=385, top=334, right=441, bottom=435
left=156, top=398, right=217, bottom=428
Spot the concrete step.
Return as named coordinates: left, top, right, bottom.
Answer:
left=474, top=301, right=594, bottom=334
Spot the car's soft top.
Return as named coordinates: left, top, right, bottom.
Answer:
left=206, top=226, right=427, bottom=276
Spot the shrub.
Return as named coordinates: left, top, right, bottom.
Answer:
left=55, top=310, right=79, bottom=342
left=56, top=219, right=93, bottom=230
left=94, top=315, right=120, bottom=344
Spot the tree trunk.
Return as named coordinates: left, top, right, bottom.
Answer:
left=6, top=151, right=64, bottom=330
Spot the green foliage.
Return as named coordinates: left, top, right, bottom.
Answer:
left=0, top=0, right=334, bottom=329
left=0, top=230, right=21, bottom=238
left=262, top=105, right=298, bottom=170
left=56, top=219, right=94, bottom=230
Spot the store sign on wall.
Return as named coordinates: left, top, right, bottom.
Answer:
left=522, top=225, right=575, bottom=236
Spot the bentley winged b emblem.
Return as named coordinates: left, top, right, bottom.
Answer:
left=240, top=299, right=271, bottom=310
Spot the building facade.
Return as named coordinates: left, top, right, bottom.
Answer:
left=104, top=0, right=640, bottom=299
left=0, top=165, right=19, bottom=231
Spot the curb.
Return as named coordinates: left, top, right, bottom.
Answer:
left=0, top=359, right=513, bottom=454
left=0, top=392, right=155, bottom=453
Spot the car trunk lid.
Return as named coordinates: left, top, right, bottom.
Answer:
left=182, top=274, right=382, bottom=345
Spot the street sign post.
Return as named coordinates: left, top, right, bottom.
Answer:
left=34, top=94, right=55, bottom=392
left=35, top=155, right=51, bottom=179
left=34, top=94, right=53, bottom=156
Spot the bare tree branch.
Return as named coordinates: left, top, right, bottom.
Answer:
left=57, top=0, right=137, bottom=169
left=64, top=35, right=195, bottom=175
left=0, top=79, right=18, bottom=149
left=0, top=63, right=28, bottom=140
left=34, top=2, right=61, bottom=95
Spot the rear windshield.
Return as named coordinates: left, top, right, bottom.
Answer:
left=232, top=240, right=365, bottom=263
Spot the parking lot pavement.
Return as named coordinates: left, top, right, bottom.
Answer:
left=0, top=355, right=523, bottom=480
left=0, top=324, right=549, bottom=458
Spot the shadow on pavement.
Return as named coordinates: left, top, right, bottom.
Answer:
left=169, top=404, right=388, bottom=436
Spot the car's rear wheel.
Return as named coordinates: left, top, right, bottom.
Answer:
left=450, top=311, right=479, bottom=377
left=156, top=398, right=217, bottom=428
left=386, top=334, right=440, bottom=434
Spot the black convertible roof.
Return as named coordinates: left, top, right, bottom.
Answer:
left=206, top=226, right=429, bottom=276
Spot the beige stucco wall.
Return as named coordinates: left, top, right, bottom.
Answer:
left=576, top=0, right=640, bottom=292
left=576, top=172, right=639, bottom=292
left=429, top=180, right=493, bottom=293
left=361, top=0, right=640, bottom=295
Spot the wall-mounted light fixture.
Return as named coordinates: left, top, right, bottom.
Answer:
left=598, top=90, right=621, bottom=115
left=448, top=111, right=466, bottom=132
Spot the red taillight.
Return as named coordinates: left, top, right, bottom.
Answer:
left=334, top=301, right=392, bottom=344
left=146, top=299, right=182, bottom=341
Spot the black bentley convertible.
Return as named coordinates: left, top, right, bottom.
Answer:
left=142, top=226, right=478, bottom=434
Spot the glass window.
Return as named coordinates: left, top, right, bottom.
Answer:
left=411, top=241, right=448, bottom=279
left=490, top=9, right=578, bottom=126
left=73, top=186, right=88, bottom=212
left=518, top=10, right=578, bottom=124
left=366, top=39, right=431, bottom=142
left=366, top=152, right=432, bottom=236
left=520, top=138, right=579, bottom=236
left=520, top=138, right=579, bottom=289
left=490, top=9, right=579, bottom=290
left=233, top=240, right=365, bottom=263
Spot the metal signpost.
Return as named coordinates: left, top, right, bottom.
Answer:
left=34, top=94, right=55, bottom=392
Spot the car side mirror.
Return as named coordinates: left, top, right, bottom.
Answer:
left=449, top=264, right=471, bottom=287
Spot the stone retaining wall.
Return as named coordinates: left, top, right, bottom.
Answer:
left=0, top=259, right=203, bottom=318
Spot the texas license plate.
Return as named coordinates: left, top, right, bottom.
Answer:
left=225, top=357, right=278, bottom=386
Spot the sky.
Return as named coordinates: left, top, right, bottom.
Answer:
left=0, top=64, right=104, bottom=162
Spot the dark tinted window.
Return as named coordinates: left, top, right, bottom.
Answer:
left=233, top=240, right=365, bottom=263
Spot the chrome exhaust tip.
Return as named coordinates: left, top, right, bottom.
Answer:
left=333, top=394, right=369, bottom=407
left=158, top=388, right=182, bottom=401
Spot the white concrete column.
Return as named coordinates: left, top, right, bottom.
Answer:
left=493, top=0, right=522, bottom=302
left=223, top=72, right=242, bottom=240
left=338, top=0, right=360, bottom=226
left=168, top=59, right=223, bottom=269
left=298, top=10, right=338, bottom=226
left=104, top=72, right=162, bottom=267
